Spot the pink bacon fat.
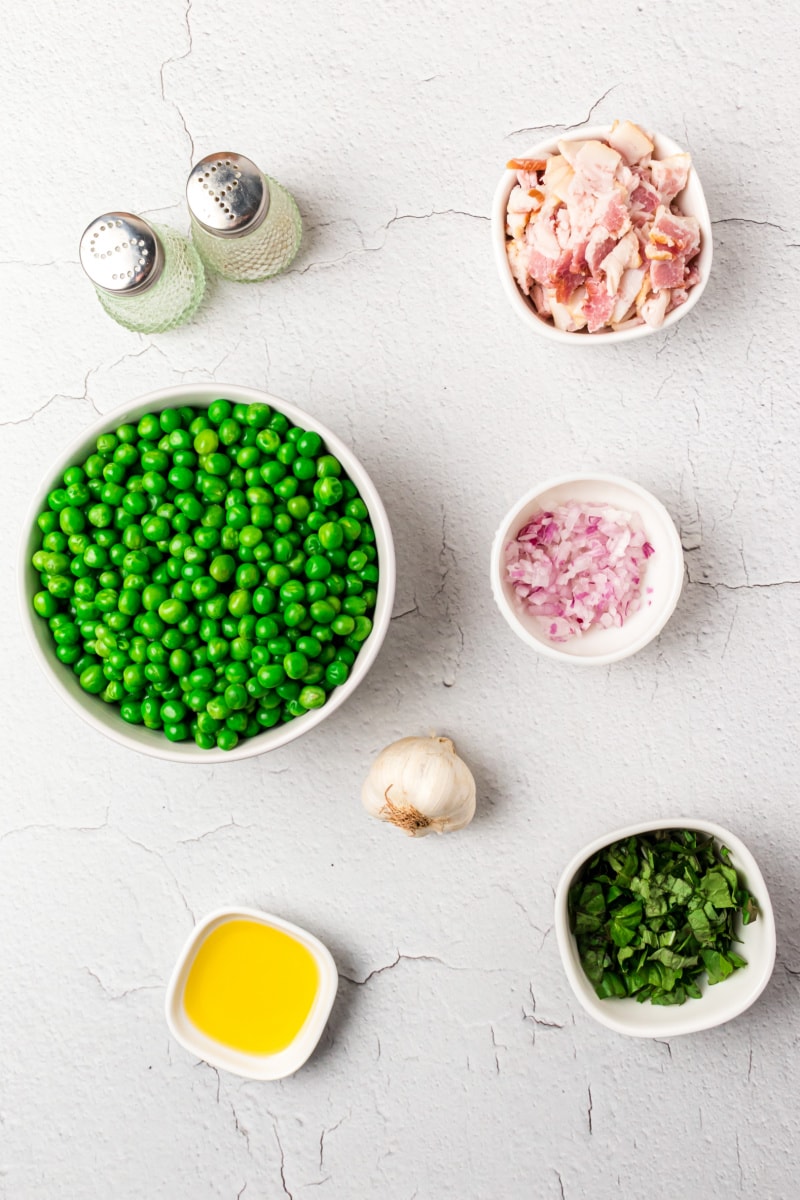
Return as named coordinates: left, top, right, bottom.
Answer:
left=505, top=120, right=699, bottom=333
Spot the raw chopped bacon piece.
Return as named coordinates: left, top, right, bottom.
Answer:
left=599, top=230, right=640, bottom=296
left=585, top=228, right=617, bottom=275
left=630, top=180, right=659, bottom=215
left=649, top=206, right=700, bottom=256
left=650, top=258, right=685, bottom=289
left=543, top=154, right=574, bottom=201
left=592, top=190, right=631, bottom=236
left=607, top=119, right=655, bottom=165
left=572, top=140, right=622, bottom=191
left=650, top=154, right=691, bottom=204
left=506, top=157, right=548, bottom=172
left=641, top=289, right=670, bottom=327
left=505, top=121, right=701, bottom=332
left=583, top=280, right=616, bottom=332
left=610, top=267, right=646, bottom=324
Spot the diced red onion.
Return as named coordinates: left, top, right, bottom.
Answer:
left=504, top=501, right=654, bottom=642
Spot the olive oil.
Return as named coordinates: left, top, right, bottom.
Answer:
left=184, top=919, right=319, bottom=1054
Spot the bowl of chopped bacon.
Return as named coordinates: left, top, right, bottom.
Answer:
left=492, top=121, right=712, bottom=342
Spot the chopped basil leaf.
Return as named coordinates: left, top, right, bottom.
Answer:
left=568, top=829, right=757, bottom=1006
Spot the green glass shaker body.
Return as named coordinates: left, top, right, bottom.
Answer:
left=79, top=213, right=205, bottom=333
left=186, top=152, right=302, bottom=283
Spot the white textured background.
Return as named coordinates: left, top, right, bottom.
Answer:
left=2, top=2, right=800, bottom=1197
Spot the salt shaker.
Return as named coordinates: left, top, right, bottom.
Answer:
left=79, top=213, right=205, bottom=333
left=186, top=152, right=302, bottom=282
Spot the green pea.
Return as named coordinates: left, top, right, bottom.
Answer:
left=37, top=510, right=59, bottom=534
left=204, top=453, right=230, bottom=478
left=267, top=635, right=292, bottom=656
left=237, top=524, right=261, bottom=549
left=160, top=699, right=187, bottom=723
left=208, top=399, right=231, bottom=425
left=204, top=594, right=228, bottom=619
left=169, top=649, right=192, bottom=676
left=222, top=683, right=246, bottom=710
left=292, top=456, right=316, bottom=481
left=118, top=698, right=143, bottom=724
left=33, top=590, right=58, bottom=618
left=309, top=600, right=336, bottom=625
left=305, top=554, right=332, bottom=580
left=138, top=612, right=166, bottom=640
left=207, top=637, right=229, bottom=663
left=298, top=685, right=326, bottom=709
left=246, top=403, right=271, bottom=428
left=295, top=636, right=322, bottom=658
left=227, top=589, right=251, bottom=618
left=53, top=622, right=80, bottom=646
left=163, top=720, right=189, bottom=742
left=118, top=588, right=141, bottom=616
left=159, top=409, right=181, bottom=434
left=260, top=460, right=285, bottom=486
left=229, top=637, right=252, bottom=662
left=79, top=663, right=106, bottom=694
left=252, top=426, right=278, bottom=455
left=313, top=477, right=344, bottom=507
left=142, top=583, right=168, bottom=611
left=283, top=651, right=309, bottom=679
left=348, top=549, right=368, bottom=572
left=216, top=727, right=239, bottom=751
left=352, top=616, right=373, bottom=641
left=297, top=431, right=322, bottom=458
left=331, top=614, right=355, bottom=636
left=325, top=661, right=349, bottom=687
left=236, top=563, right=260, bottom=589
left=257, top=706, right=281, bottom=729
left=59, top=506, right=86, bottom=535
left=194, top=428, right=219, bottom=455
left=123, top=664, right=147, bottom=691
left=209, top=554, right=236, bottom=582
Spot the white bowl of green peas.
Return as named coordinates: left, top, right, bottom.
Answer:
left=19, top=383, right=396, bottom=762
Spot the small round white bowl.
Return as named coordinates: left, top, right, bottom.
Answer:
left=165, top=907, right=338, bottom=1080
left=490, top=473, right=684, bottom=665
left=492, top=124, right=713, bottom=344
left=554, top=818, right=776, bottom=1038
left=19, top=383, right=396, bottom=763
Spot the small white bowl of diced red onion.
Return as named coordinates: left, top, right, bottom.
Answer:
left=490, top=473, right=684, bottom=665
left=492, top=121, right=713, bottom=344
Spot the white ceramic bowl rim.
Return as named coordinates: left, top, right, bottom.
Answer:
left=164, top=906, right=338, bottom=1080
left=554, top=817, right=777, bottom=1038
left=18, top=383, right=396, bottom=763
left=492, top=124, right=714, bottom=345
left=490, top=472, right=684, bottom=665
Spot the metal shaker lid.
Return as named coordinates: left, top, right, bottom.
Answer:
left=79, top=213, right=163, bottom=295
left=186, top=152, right=270, bottom=238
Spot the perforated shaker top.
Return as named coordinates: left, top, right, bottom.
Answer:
left=186, top=152, right=270, bottom=238
left=79, top=213, right=164, bottom=294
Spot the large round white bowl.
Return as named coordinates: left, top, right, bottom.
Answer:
left=554, top=818, right=777, bottom=1038
left=19, top=383, right=396, bottom=763
left=490, top=473, right=684, bottom=666
left=492, top=125, right=713, bottom=344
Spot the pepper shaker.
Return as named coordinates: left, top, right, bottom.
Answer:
left=79, top=213, right=205, bottom=333
left=186, top=152, right=302, bottom=282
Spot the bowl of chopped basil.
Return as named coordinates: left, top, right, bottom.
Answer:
left=554, top=819, right=776, bottom=1037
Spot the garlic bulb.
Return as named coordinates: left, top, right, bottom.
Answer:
left=362, top=734, right=476, bottom=837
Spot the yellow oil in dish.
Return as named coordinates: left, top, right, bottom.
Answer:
left=183, top=919, right=319, bottom=1055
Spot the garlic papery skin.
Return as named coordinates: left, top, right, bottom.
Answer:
left=361, top=735, right=476, bottom=837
